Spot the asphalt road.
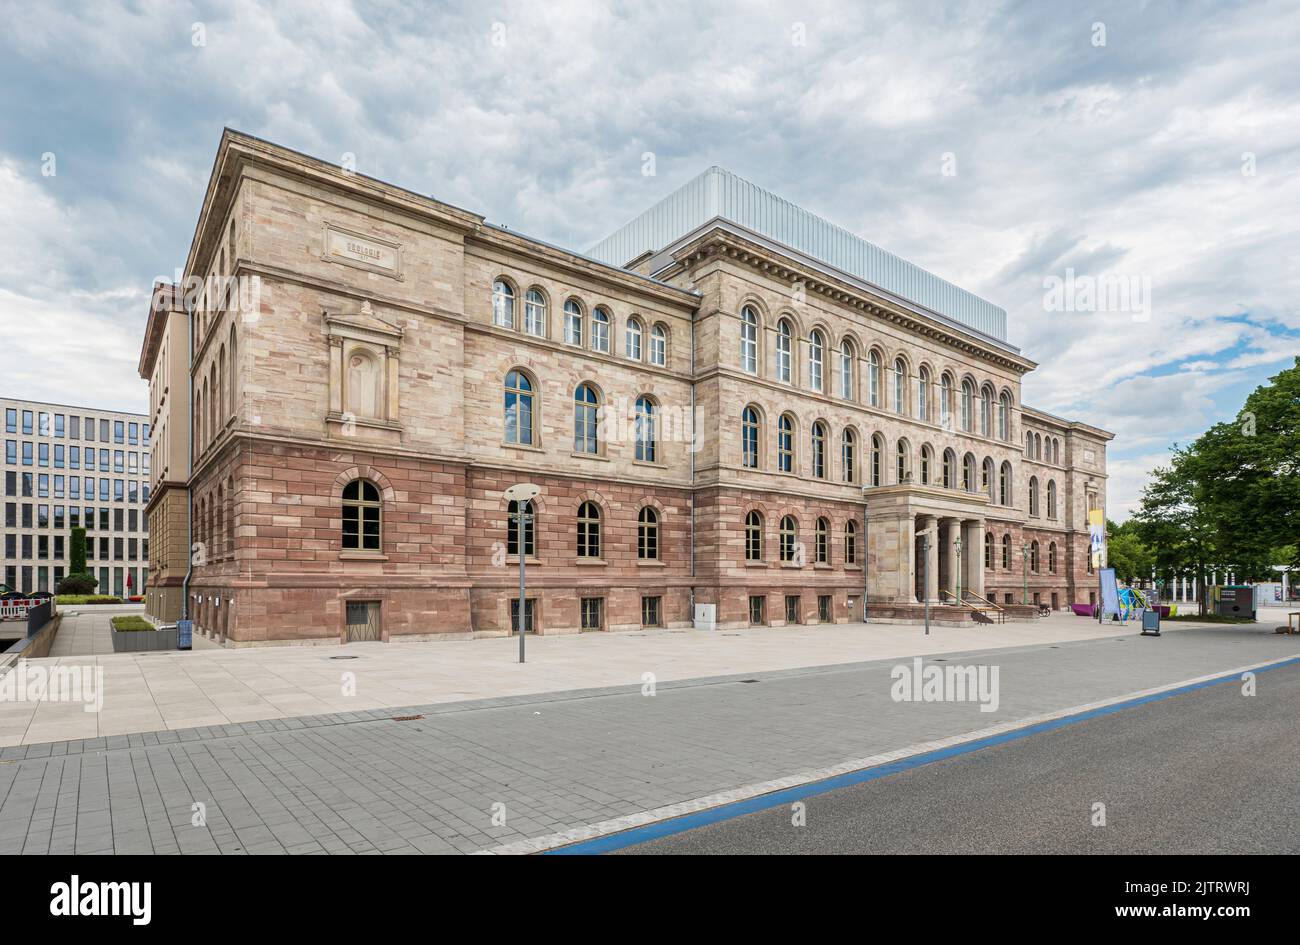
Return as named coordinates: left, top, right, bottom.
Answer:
left=619, top=661, right=1300, bottom=854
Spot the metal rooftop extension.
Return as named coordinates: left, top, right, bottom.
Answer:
left=588, top=166, right=1009, bottom=344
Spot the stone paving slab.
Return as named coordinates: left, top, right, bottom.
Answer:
left=0, top=624, right=1295, bottom=854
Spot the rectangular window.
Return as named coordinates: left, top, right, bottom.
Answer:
left=114, top=450, right=124, bottom=472
left=640, top=595, right=662, bottom=628
left=785, top=595, right=800, bottom=624
left=128, top=422, right=138, bottom=445
left=55, top=414, right=64, bottom=438
left=38, top=443, right=48, bottom=467
left=748, top=595, right=765, bottom=626
left=818, top=595, right=832, bottom=623
left=509, top=598, right=536, bottom=635
left=69, top=415, right=79, bottom=439
left=38, top=412, right=50, bottom=436
left=54, top=445, right=64, bottom=468
left=580, top=597, right=603, bottom=631
left=114, top=420, right=124, bottom=443
left=21, top=442, right=31, bottom=466
left=38, top=535, right=48, bottom=559
left=22, top=410, right=33, bottom=435
left=4, top=408, right=14, bottom=433
left=38, top=475, right=48, bottom=498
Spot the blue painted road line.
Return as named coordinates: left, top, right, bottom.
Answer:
left=544, top=654, right=1300, bottom=854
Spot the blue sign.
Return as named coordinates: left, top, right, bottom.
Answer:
left=177, top=620, right=193, bottom=650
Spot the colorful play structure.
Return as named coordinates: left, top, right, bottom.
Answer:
left=1070, top=586, right=1177, bottom=621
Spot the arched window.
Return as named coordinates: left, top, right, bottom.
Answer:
left=649, top=324, right=667, bottom=366
left=840, top=429, right=857, bottom=484
left=920, top=444, right=933, bottom=485
left=868, top=349, right=881, bottom=407
left=577, top=501, right=601, bottom=558
left=1035, top=432, right=1043, bottom=459
left=635, top=396, right=656, bottom=463
left=228, top=325, right=237, bottom=418
left=808, top=329, right=825, bottom=392
left=591, top=307, right=610, bottom=353
left=574, top=383, right=600, bottom=454
left=839, top=340, right=854, bottom=399
left=960, top=379, right=974, bottom=431
left=1047, top=480, right=1057, bottom=519
left=814, top=517, right=829, bottom=564
left=1029, top=476, right=1040, bottom=517
left=984, top=531, right=993, bottom=568
left=341, top=479, right=381, bottom=551
left=492, top=280, right=515, bottom=328
left=1026, top=431, right=1034, bottom=456
left=1030, top=540, right=1040, bottom=573
left=983, top=457, right=996, bottom=501
left=504, top=370, right=535, bottom=445
left=563, top=300, right=583, bottom=346
left=940, top=373, right=953, bottom=428
left=1002, top=534, right=1012, bottom=569
left=870, top=433, right=884, bottom=486
left=740, top=306, right=759, bottom=374
left=1053, top=439, right=1061, bottom=464
left=999, top=461, right=1012, bottom=505
left=625, top=317, right=643, bottom=360
left=524, top=289, right=547, bottom=336
left=998, top=392, right=1010, bottom=440
left=1049, top=542, right=1057, bottom=573
left=892, top=358, right=906, bottom=413
left=811, top=421, right=827, bottom=479
left=962, top=452, right=976, bottom=492
left=776, top=319, right=793, bottom=383
left=742, top=406, right=761, bottom=469
left=745, top=510, right=764, bottom=561
left=780, top=515, right=798, bottom=563
left=845, top=519, right=858, bottom=565
left=778, top=414, right=794, bottom=473
left=896, top=438, right=910, bottom=483
left=942, top=448, right=956, bottom=489
left=506, top=499, right=535, bottom=557
left=917, top=366, right=930, bottom=422
left=980, top=386, right=992, bottom=436
left=638, top=507, right=659, bottom=560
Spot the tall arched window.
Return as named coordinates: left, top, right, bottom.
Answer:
left=983, top=457, right=996, bottom=501
left=942, top=448, right=956, bottom=489
left=625, top=317, right=643, bottom=360
left=814, top=517, right=829, bottom=564
left=524, top=288, right=547, bottom=336
left=980, top=386, right=992, bottom=436
left=1002, top=534, right=1012, bottom=569
left=960, top=379, right=974, bottom=431
left=635, top=396, right=656, bottom=463
left=896, top=438, right=910, bottom=483
left=649, top=324, right=667, bottom=366
left=940, top=373, right=953, bottom=428
left=591, top=307, right=610, bottom=353
left=920, top=444, right=933, bottom=485
left=341, top=479, right=381, bottom=551
left=228, top=325, right=237, bottom=419
left=870, top=433, right=884, bottom=486
left=504, top=370, right=535, bottom=445
left=745, top=510, right=764, bottom=561
left=984, top=531, right=993, bottom=568
left=868, top=350, right=881, bottom=407
left=845, top=519, right=858, bottom=564
left=1029, top=476, right=1040, bottom=517
left=808, top=329, right=825, bottom=392
left=778, top=414, right=794, bottom=473
left=563, top=300, right=583, bottom=346
left=917, top=366, right=930, bottom=422
left=574, top=383, right=599, bottom=454
left=839, top=340, right=854, bottom=399
left=1049, top=542, right=1057, bottom=573
left=1030, top=540, right=1040, bottom=573
left=962, top=452, right=976, bottom=492
left=577, top=501, right=601, bottom=558
left=776, top=319, right=793, bottom=383
left=740, top=306, right=759, bottom=374
left=811, top=421, right=827, bottom=479
left=780, top=515, right=798, bottom=563
left=506, top=499, right=535, bottom=556
left=742, top=406, right=761, bottom=469
left=1047, top=480, right=1057, bottom=519
left=841, top=428, right=857, bottom=484
left=492, top=280, right=515, bottom=328
left=638, top=506, right=659, bottom=560
left=892, top=358, right=906, bottom=413
left=999, top=461, right=1012, bottom=505
left=998, top=392, right=1010, bottom=440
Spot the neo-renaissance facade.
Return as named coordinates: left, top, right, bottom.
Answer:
left=147, top=130, right=1111, bottom=645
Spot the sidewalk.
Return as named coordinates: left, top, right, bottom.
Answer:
left=2, top=610, right=1187, bottom=746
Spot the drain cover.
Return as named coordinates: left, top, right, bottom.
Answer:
left=392, top=714, right=424, bottom=722
left=330, top=655, right=359, bottom=660
left=738, top=679, right=759, bottom=684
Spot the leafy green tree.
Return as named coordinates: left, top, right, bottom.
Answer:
left=1105, top=521, right=1154, bottom=585
left=57, top=526, right=97, bottom=595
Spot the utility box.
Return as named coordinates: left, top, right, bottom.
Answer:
left=1215, top=585, right=1255, bottom=619
left=693, top=603, right=717, bottom=631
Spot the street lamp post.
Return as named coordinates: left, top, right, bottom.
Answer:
left=1021, top=542, right=1030, bottom=605
left=921, top=533, right=930, bottom=636
left=954, top=535, right=963, bottom=605
left=504, top=483, right=541, bottom=664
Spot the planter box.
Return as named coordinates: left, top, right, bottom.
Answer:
left=111, top=627, right=179, bottom=652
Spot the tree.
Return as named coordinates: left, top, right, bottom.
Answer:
left=57, top=526, right=97, bottom=595
left=1105, top=520, right=1154, bottom=585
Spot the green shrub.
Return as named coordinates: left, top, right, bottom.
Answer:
left=56, top=595, right=123, bottom=605
left=56, top=572, right=97, bottom=595
left=111, top=616, right=154, bottom=632
left=69, top=526, right=88, bottom=574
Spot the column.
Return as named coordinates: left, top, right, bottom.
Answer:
left=964, top=519, right=985, bottom=599
left=943, top=517, right=958, bottom=602
left=922, top=515, right=939, bottom=603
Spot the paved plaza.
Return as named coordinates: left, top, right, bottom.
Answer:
left=0, top=617, right=1295, bottom=854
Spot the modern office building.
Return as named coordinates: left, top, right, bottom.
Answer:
left=139, top=282, right=192, bottom=622
left=1, top=398, right=151, bottom=597
left=155, top=130, right=1110, bottom=646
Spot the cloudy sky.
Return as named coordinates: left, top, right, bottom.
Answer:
left=1, top=0, right=1296, bottom=518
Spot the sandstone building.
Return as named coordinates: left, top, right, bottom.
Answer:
left=151, top=130, right=1111, bottom=645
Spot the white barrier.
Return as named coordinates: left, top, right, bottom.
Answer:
left=0, top=600, right=39, bottom=621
